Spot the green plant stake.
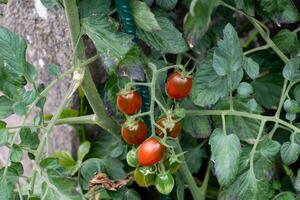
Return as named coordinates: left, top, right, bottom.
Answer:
left=115, top=0, right=151, bottom=128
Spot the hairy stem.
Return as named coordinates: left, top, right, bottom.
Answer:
left=250, top=120, right=265, bottom=172
left=176, top=140, right=202, bottom=200
left=30, top=75, right=83, bottom=194
left=63, top=0, right=121, bottom=136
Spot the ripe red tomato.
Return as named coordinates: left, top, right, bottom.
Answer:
left=117, top=90, right=142, bottom=115
left=121, top=120, right=148, bottom=145
left=137, top=138, right=165, bottom=166
left=155, top=117, right=181, bottom=138
left=166, top=71, right=192, bottom=100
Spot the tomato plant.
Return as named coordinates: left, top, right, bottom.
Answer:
left=0, top=0, right=299, bottom=199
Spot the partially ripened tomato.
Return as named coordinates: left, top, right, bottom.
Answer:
left=137, top=138, right=165, bottom=166
left=166, top=71, right=192, bottom=100
left=155, top=172, right=175, bottom=194
left=134, top=166, right=156, bottom=187
left=126, top=149, right=138, bottom=167
left=121, top=120, right=148, bottom=145
left=117, top=90, right=142, bottom=115
left=155, top=117, right=181, bottom=138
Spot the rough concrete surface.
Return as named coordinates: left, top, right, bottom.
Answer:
left=0, top=0, right=79, bottom=173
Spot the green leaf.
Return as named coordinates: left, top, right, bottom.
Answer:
left=0, top=121, right=6, bottom=128
left=0, top=26, right=27, bottom=75
left=155, top=0, right=177, bottom=10
left=182, top=115, right=211, bottom=138
left=0, top=0, right=8, bottom=4
left=38, top=158, right=83, bottom=200
left=209, top=128, right=241, bottom=186
left=20, top=128, right=39, bottom=150
left=284, top=99, right=300, bottom=114
left=252, top=74, right=283, bottom=109
left=272, top=192, right=296, bottom=200
left=257, top=138, right=281, bottom=159
left=79, top=0, right=110, bottom=18
left=213, top=23, right=243, bottom=76
left=13, top=101, right=27, bottom=116
left=237, top=82, right=253, bottom=97
left=81, top=15, right=134, bottom=72
left=0, top=128, right=9, bottom=146
left=191, top=55, right=243, bottom=107
left=273, top=29, right=298, bottom=54
left=40, top=0, right=63, bottom=9
left=280, top=142, right=300, bottom=165
left=77, top=141, right=91, bottom=161
left=10, top=145, right=23, bottom=162
left=183, top=0, right=216, bottom=47
left=0, top=96, right=13, bottom=118
left=48, top=64, right=60, bottom=77
left=213, top=98, right=263, bottom=142
left=293, top=84, right=300, bottom=103
left=181, top=134, right=206, bottom=173
left=136, top=17, right=188, bottom=54
left=53, top=151, right=79, bottom=175
left=0, top=162, right=23, bottom=200
left=283, top=57, right=300, bottom=82
left=219, top=170, right=273, bottom=200
left=22, top=90, right=36, bottom=105
left=243, top=57, right=260, bottom=80
left=234, top=0, right=254, bottom=15
left=130, top=0, right=161, bottom=32
left=220, top=138, right=278, bottom=199
left=258, top=0, right=300, bottom=24
left=295, top=170, right=300, bottom=191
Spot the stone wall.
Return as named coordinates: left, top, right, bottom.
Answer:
left=0, top=0, right=78, bottom=173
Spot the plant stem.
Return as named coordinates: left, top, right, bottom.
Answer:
left=30, top=77, right=82, bottom=194
left=185, top=110, right=300, bottom=133
left=176, top=140, right=202, bottom=200
left=243, top=30, right=258, bottom=48
left=63, top=0, right=121, bottom=136
left=243, top=44, right=269, bottom=55
left=249, top=120, right=265, bottom=172
left=54, top=114, right=96, bottom=125
left=199, top=160, right=212, bottom=200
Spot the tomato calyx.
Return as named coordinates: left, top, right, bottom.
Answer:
left=122, top=117, right=140, bottom=130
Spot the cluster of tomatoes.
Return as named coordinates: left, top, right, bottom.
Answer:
left=116, top=70, right=192, bottom=194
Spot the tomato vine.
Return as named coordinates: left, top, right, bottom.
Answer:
left=0, top=0, right=299, bottom=199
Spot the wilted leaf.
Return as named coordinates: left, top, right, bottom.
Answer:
left=89, top=172, right=131, bottom=191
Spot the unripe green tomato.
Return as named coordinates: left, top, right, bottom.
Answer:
left=155, top=172, right=174, bottom=194
left=134, top=166, right=156, bottom=187
left=165, top=159, right=181, bottom=174
left=126, top=149, right=138, bottom=167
